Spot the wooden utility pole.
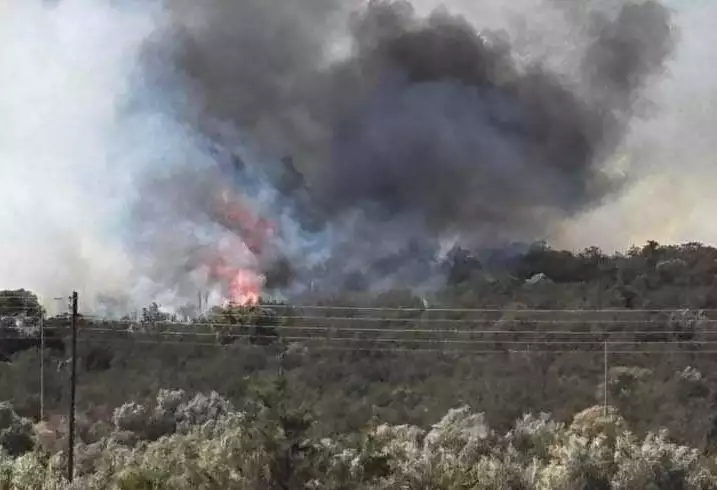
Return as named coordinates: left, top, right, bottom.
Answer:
left=67, top=291, right=78, bottom=482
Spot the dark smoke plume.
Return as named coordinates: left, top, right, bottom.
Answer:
left=132, top=0, right=675, bottom=297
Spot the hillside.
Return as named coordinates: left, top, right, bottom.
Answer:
left=2, top=241, right=717, bottom=487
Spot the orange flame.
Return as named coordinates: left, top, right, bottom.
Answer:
left=204, top=189, right=273, bottom=306
left=204, top=249, right=264, bottom=306
left=228, top=269, right=263, bottom=306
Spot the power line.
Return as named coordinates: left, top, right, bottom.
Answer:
left=74, top=315, right=717, bottom=328
left=1, top=320, right=705, bottom=345
left=3, top=294, right=717, bottom=314
left=10, top=322, right=717, bottom=338
left=57, top=336, right=717, bottom=355
left=229, top=304, right=717, bottom=314
left=23, top=324, right=717, bottom=339
left=4, top=330, right=715, bottom=352
left=48, top=328, right=717, bottom=347
left=77, top=314, right=717, bottom=325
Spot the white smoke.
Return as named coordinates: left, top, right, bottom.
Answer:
left=554, top=1, right=717, bottom=251
left=0, top=0, right=162, bottom=311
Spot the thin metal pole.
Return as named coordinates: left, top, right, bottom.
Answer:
left=277, top=351, right=285, bottom=378
left=67, top=291, right=78, bottom=482
left=48, top=296, right=64, bottom=422
left=40, top=314, right=45, bottom=421
left=603, top=340, right=608, bottom=416
left=598, top=256, right=608, bottom=417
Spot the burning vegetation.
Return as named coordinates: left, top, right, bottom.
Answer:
left=127, top=0, right=675, bottom=307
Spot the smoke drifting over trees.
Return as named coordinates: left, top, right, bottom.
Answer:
left=132, top=0, right=674, bottom=298
left=0, top=0, right=699, bottom=309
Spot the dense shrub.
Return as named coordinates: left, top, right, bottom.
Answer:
left=111, top=389, right=234, bottom=442
left=0, top=403, right=34, bottom=456
left=0, top=389, right=715, bottom=489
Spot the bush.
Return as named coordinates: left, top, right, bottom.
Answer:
left=0, top=391, right=714, bottom=489
left=0, top=403, right=34, bottom=456
left=112, top=389, right=234, bottom=442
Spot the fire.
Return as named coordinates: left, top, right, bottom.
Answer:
left=204, top=254, right=264, bottom=306
left=228, top=269, right=263, bottom=306
left=202, top=188, right=274, bottom=306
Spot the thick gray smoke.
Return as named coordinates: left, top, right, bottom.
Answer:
left=0, top=0, right=685, bottom=311
left=319, top=1, right=672, bottom=232
left=131, top=0, right=674, bottom=297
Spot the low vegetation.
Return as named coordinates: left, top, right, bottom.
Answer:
left=0, top=383, right=716, bottom=489
left=2, top=241, right=717, bottom=487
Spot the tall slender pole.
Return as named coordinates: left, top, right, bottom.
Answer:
left=40, top=314, right=45, bottom=421
left=603, top=339, right=608, bottom=416
left=598, top=256, right=608, bottom=416
left=277, top=351, right=285, bottom=378
left=67, top=291, right=78, bottom=482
